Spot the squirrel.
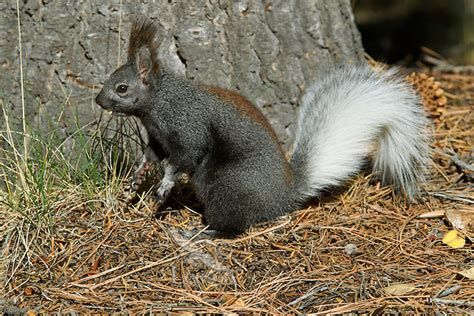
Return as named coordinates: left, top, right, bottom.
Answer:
left=95, top=19, right=430, bottom=235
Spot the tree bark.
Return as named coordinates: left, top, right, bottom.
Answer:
left=0, top=0, right=364, bottom=146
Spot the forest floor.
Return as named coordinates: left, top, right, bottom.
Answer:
left=1, top=68, right=473, bottom=314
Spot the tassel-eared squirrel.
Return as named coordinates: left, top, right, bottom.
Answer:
left=95, top=20, right=430, bottom=235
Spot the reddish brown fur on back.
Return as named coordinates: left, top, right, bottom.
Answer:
left=202, top=85, right=293, bottom=184
left=127, top=19, right=159, bottom=75
left=202, top=85, right=278, bottom=141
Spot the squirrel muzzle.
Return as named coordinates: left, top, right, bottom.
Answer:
left=95, top=90, right=113, bottom=112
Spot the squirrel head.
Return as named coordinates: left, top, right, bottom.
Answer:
left=95, top=18, right=159, bottom=116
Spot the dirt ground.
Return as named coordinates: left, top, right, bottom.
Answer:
left=1, top=68, right=473, bottom=314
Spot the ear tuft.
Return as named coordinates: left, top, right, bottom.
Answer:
left=137, top=47, right=153, bottom=85
left=128, top=17, right=159, bottom=77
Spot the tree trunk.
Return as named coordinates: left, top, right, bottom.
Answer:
left=0, top=0, right=364, bottom=146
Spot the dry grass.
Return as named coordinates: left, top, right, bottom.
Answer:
left=0, top=70, right=472, bottom=314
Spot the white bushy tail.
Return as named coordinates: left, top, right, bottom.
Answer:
left=290, top=65, right=430, bottom=200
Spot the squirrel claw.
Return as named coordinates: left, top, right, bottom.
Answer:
left=131, top=181, right=139, bottom=191
left=132, top=162, right=153, bottom=192
left=155, top=189, right=169, bottom=205
left=155, top=182, right=172, bottom=204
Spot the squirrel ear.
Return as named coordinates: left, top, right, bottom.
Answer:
left=137, top=47, right=153, bottom=85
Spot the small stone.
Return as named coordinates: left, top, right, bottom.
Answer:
left=344, top=243, right=358, bottom=256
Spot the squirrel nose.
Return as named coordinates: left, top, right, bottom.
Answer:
left=95, top=91, right=114, bottom=112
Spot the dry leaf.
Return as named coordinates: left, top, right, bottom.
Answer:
left=458, top=267, right=474, bottom=280
left=91, top=256, right=100, bottom=273
left=383, top=283, right=417, bottom=295
left=445, top=208, right=474, bottom=233
left=442, top=230, right=458, bottom=243
left=442, top=230, right=466, bottom=248
left=418, top=210, right=445, bottom=219
left=24, top=287, right=34, bottom=296
left=446, top=237, right=466, bottom=248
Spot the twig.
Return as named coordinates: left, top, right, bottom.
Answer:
left=288, top=284, right=328, bottom=307
left=71, top=226, right=117, bottom=277
left=430, top=192, right=474, bottom=204
left=451, top=154, right=474, bottom=181
left=429, top=298, right=474, bottom=307
left=437, top=285, right=461, bottom=298
left=451, top=154, right=474, bottom=171
left=44, top=289, right=100, bottom=303
left=88, top=252, right=187, bottom=290
left=70, top=264, right=125, bottom=287
left=116, top=0, right=123, bottom=67
left=225, top=219, right=291, bottom=244
left=130, top=279, right=229, bottom=312
left=16, top=0, right=28, bottom=172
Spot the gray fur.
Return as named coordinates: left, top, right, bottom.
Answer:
left=96, top=22, right=430, bottom=235
left=97, top=60, right=296, bottom=233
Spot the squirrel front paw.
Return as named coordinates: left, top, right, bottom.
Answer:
left=154, top=172, right=176, bottom=205
left=155, top=181, right=172, bottom=205
left=131, top=162, right=152, bottom=191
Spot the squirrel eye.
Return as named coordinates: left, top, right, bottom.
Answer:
left=116, top=84, right=128, bottom=94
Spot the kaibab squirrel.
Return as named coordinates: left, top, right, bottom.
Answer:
left=95, top=20, right=430, bottom=235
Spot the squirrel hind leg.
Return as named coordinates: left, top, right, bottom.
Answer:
left=201, top=179, right=266, bottom=235
left=201, top=180, right=289, bottom=235
left=203, top=203, right=251, bottom=235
